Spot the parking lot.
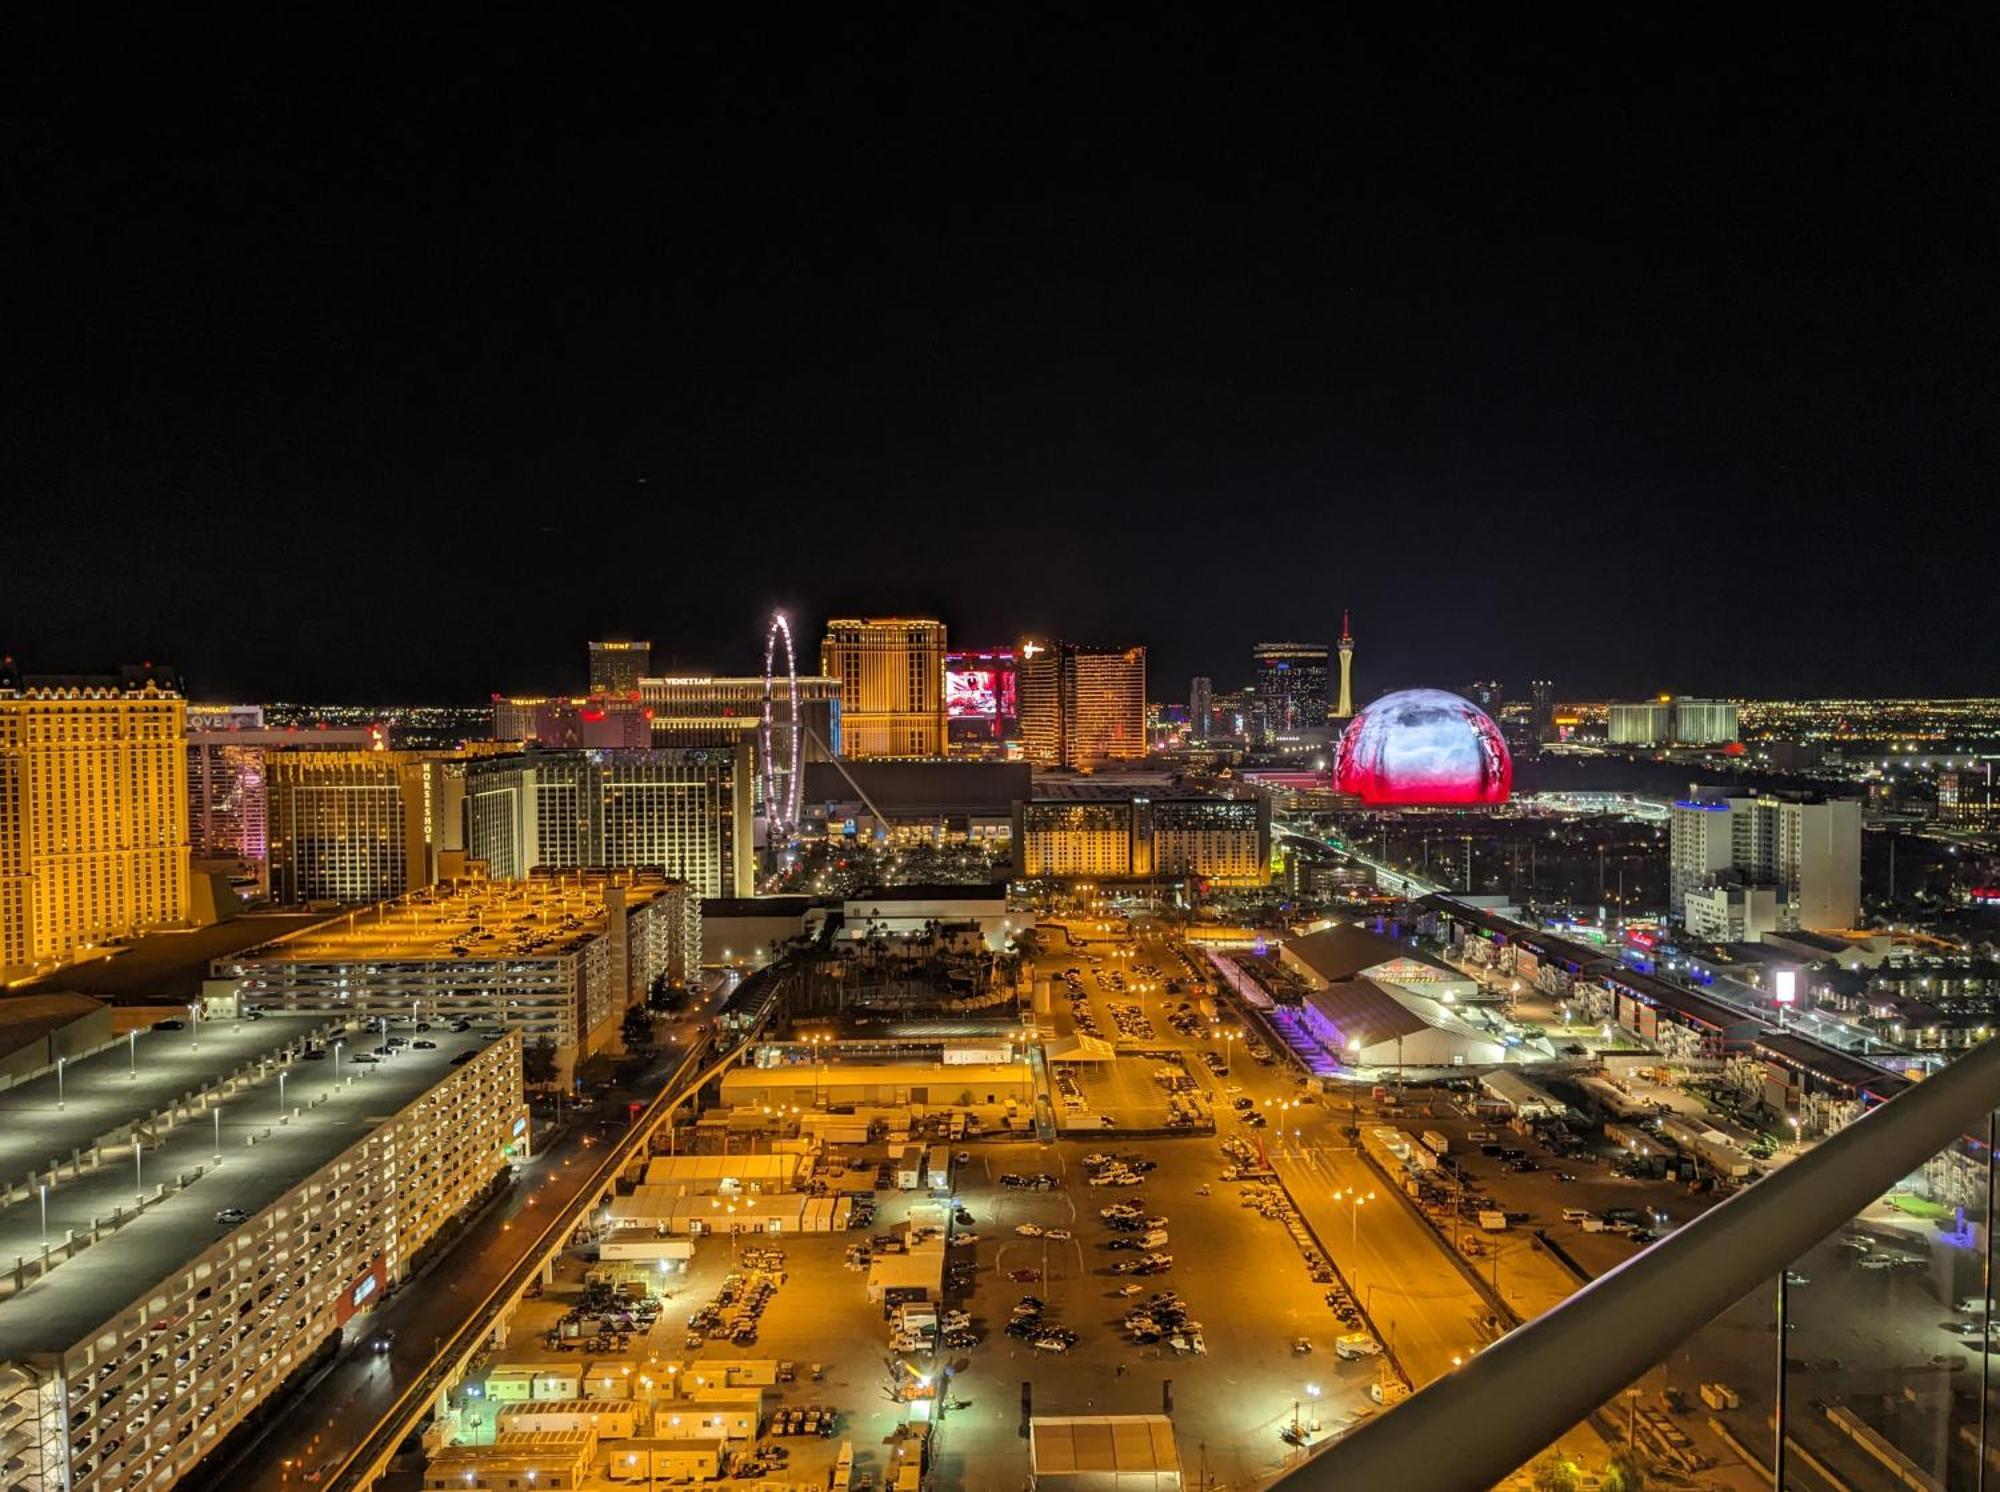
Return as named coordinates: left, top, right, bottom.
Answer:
left=940, top=1136, right=1392, bottom=1488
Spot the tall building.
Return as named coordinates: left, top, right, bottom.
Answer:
left=1251, top=642, right=1331, bottom=743
left=1018, top=642, right=1148, bottom=769
left=1673, top=698, right=1740, bottom=745
left=638, top=674, right=842, bottom=758
left=820, top=618, right=947, bottom=759
left=1669, top=790, right=1862, bottom=932
left=266, top=750, right=468, bottom=905
left=1608, top=701, right=1674, bottom=746
left=1189, top=676, right=1213, bottom=741
left=1336, top=611, right=1356, bottom=718
left=1529, top=678, right=1557, bottom=742
left=1462, top=680, right=1506, bottom=712
left=587, top=639, right=651, bottom=695
left=464, top=745, right=754, bottom=897
left=186, top=711, right=383, bottom=889
left=0, top=665, right=191, bottom=977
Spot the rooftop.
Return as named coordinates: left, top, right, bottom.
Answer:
left=1285, top=924, right=1437, bottom=985
left=218, top=876, right=685, bottom=967
left=1303, top=979, right=1431, bottom=1042
left=800, top=759, right=1030, bottom=813
left=0, top=993, right=107, bottom=1060
left=845, top=883, right=1009, bottom=906
left=8, top=913, right=339, bottom=1003
left=1752, top=1031, right=1913, bottom=1101
left=0, top=1017, right=506, bottom=1358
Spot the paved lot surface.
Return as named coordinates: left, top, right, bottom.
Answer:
left=942, top=1137, right=1384, bottom=1490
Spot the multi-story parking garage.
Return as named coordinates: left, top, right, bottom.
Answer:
left=211, top=872, right=699, bottom=1081
left=0, top=1018, right=524, bottom=1492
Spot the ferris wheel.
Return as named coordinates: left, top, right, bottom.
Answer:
left=761, top=611, right=803, bottom=840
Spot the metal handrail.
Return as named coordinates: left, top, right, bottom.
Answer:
left=1277, top=1036, right=2000, bottom=1492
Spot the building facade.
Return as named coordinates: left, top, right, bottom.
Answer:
left=820, top=618, right=947, bottom=759
left=266, top=750, right=468, bottom=905
left=1251, top=642, right=1331, bottom=743
left=0, top=669, right=190, bottom=977
left=186, top=717, right=383, bottom=890
left=1670, top=790, right=1862, bottom=932
left=587, top=640, right=652, bottom=695
left=220, top=874, right=698, bottom=1070
left=1674, top=698, right=1740, bottom=744
left=0, top=1032, right=524, bottom=1492
left=637, top=674, right=842, bottom=759
left=464, top=746, right=754, bottom=898
left=1014, top=789, right=1269, bottom=884
left=1683, top=881, right=1785, bottom=943
left=944, top=647, right=1019, bottom=753
left=1608, top=701, right=1674, bottom=746
left=1018, top=642, right=1148, bottom=769
left=1189, top=677, right=1213, bottom=741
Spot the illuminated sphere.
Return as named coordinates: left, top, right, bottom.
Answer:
left=1335, top=688, right=1512, bottom=806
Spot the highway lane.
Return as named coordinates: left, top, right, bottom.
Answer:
left=189, top=983, right=733, bottom=1492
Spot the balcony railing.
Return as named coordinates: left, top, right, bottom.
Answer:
left=1277, top=1034, right=2000, bottom=1491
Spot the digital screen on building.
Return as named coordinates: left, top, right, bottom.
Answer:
left=947, top=667, right=1017, bottom=720
left=948, top=668, right=997, bottom=718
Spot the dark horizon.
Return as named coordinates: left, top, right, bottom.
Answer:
left=9, top=15, right=1997, bottom=704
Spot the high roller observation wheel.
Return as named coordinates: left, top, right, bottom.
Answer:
left=761, top=612, right=803, bottom=840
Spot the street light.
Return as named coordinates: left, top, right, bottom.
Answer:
left=56, top=1055, right=64, bottom=1111
left=279, top=1070, right=288, bottom=1120
left=1333, top=1187, right=1376, bottom=1250
left=128, top=1028, right=138, bottom=1081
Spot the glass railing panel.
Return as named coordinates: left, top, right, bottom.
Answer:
left=1779, top=1110, right=1996, bottom=1491
left=1476, top=1271, right=1784, bottom=1491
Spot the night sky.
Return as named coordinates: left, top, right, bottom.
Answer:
left=8, top=15, right=1996, bottom=704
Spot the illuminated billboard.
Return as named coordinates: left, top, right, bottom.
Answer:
left=946, top=656, right=1017, bottom=720
left=948, top=668, right=998, bottom=719
left=1334, top=688, right=1513, bottom=806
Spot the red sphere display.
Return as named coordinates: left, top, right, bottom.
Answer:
left=1335, top=688, right=1513, bottom=806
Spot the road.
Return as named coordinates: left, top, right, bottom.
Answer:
left=1037, top=921, right=1497, bottom=1385
left=188, top=983, right=733, bottom=1492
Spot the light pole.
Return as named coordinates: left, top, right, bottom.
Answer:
left=279, top=1070, right=288, bottom=1120
left=1334, top=1188, right=1375, bottom=1250
left=39, top=1183, right=48, bottom=1245
left=334, top=1040, right=344, bottom=1086
left=128, top=1029, right=138, bottom=1081
left=189, top=1002, right=200, bottom=1052
left=1304, top=1381, right=1321, bottom=1433
left=133, top=1138, right=143, bottom=1201
left=56, top=1056, right=64, bottom=1111
left=213, top=1103, right=222, bottom=1162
